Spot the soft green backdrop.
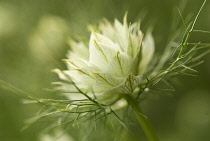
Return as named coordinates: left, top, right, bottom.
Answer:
left=0, top=0, right=210, bottom=141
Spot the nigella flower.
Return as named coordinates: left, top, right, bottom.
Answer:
left=5, top=2, right=205, bottom=141
left=53, top=15, right=154, bottom=107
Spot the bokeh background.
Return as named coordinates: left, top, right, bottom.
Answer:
left=0, top=0, right=210, bottom=141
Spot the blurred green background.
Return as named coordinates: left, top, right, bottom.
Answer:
left=0, top=0, right=210, bottom=141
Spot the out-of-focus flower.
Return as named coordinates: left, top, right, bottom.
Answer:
left=0, top=3, right=17, bottom=37
left=28, top=15, right=70, bottom=62
left=54, top=15, right=154, bottom=106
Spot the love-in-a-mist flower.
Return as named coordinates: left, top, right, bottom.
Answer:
left=54, top=15, right=154, bottom=107
left=19, top=2, right=208, bottom=141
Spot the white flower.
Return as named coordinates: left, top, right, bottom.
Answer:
left=29, top=15, right=70, bottom=62
left=54, top=15, right=154, bottom=106
left=0, top=3, right=17, bottom=37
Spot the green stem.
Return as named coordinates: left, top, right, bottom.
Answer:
left=134, top=104, right=159, bottom=141
left=125, top=96, right=159, bottom=141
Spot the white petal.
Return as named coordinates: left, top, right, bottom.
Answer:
left=89, top=32, right=120, bottom=70
left=52, top=69, right=68, bottom=81
left=93, top=73, right=123, bottom=93
left=114, top=18, right=129, bottom=52
left=91, top=32, right=119, bottom=49
left=113, top=75, right=142, bottom=94
left=67, top=39, right=89, bottom=60
left=98, top=19, right=115, bottom=40
left=63, top=58, right=89, bottom=70
left=138, top=31, right=155, bottom=74
left=127, top=22, right=143, bottom=57
left=106, top=51, right=133, bottom=77
left=64, top=70, right=95, bottom=92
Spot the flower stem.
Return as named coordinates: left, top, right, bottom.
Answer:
left=125, top=96, right=159, bottom=141
left=133, top=104, right=159, bottom=141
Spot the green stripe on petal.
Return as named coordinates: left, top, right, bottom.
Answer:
left=63, top=58, right=89, bottom=70
left=89, top=32, right=120, bottom=70
left=106, top=51, right=133, bottom=77
left=93, top=73, right=123, bottom=93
